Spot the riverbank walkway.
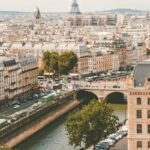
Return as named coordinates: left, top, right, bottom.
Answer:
left=1, top=99, right=80, bottom=148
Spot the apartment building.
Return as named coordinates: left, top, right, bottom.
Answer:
left=128, top=63, right=150, bottom=150
left=68, top=14, right=117, bottom=26
left=88, top=53, right=119, bottom=74
left=18, top=56, right=38, bottom=98
left=0, top=56, right=38, bottom=109
left=0, top=62, right=4, bottom=102
left=74, top=46, right=120, bottom=76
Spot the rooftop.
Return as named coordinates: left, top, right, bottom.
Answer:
left=133, top=63, right=150, bottom=87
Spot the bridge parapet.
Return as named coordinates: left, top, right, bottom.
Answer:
left=72, top=80, right=127, bottom=90
left=71, top=80, right=128, bottom=99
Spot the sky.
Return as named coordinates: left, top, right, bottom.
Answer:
left=0, top=0, right=149, bottom=12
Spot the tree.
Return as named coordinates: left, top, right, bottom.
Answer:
left=42, top=51, right=51, bottom=72
left=42, top=51, right=78, bottom=76
left=49, top=51, right=59, bottom=74
left=65, top=101, right=118, bottom=150
left=59, top=51, right=78, bottom=75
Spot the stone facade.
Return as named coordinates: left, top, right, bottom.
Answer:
left=128, top=63, right=150, bottom=150
left=0, top=56, right=38, bottom=109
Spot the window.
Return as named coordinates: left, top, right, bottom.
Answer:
left=137, top=124, right=142, bottom=133
left=148, top=110, right=150, bottom=119
left=137, top=110, right=142, bottom=119
left=148, top=141, right=150, bottom=148
left=137, top=98, right=141, bottom=105
left=148, top=98, right=150, bottom=105
left=148, top=124, right=150, bottom=133
left=137, top=141, right=142, bottom=148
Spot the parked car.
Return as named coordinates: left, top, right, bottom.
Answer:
left=13, top=105, right=20, bottom=109
left=117, top=130, right=127, bottom=137
left=33, top=94, right=39, bottom=98
left=101, top=138, right=115, bottom=146
left=96, top=142, right=109, bottom=150
left=120, top=125, right=128, bottom=132
left=108, top=133, right=121, bottom=141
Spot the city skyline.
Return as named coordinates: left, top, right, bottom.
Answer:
left=0, top=0, right=149, bottom=12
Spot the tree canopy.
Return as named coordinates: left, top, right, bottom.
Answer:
left=42, top=51, right=51, bottom=72
left=49, top=52, right=59, bottom=74
left=59, top=51, right=78, bottom=75
left=65, top=100, right=118, bottom=149
left=42, top=51, right=78, bottom=75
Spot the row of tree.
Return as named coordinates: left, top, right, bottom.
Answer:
left=65, top=100, right=118, bottom=150
left=42, top=51, right=78, bottom=75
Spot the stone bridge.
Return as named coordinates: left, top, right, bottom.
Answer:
left=71, top=80, right=129, bottom=100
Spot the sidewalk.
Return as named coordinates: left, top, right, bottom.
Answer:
left=110, top=136, right=127, bottom=150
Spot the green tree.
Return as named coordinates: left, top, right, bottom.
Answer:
left=42, top=51, right=78, bottom=76
left=65, top=101, right=118, bottom=150
left=42, top=51, right=51, bottom=72
left=59, top=51, right=78, bottom=75
left=49, top=51, right=59, bottom=74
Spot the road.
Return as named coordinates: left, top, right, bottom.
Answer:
left=110, top=136, right=127, bottom=150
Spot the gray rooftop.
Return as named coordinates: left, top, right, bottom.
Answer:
left=133, top=64, right=150, bottom=87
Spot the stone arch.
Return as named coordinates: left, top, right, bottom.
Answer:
left=105, top=91, right=127, bottom=104
left=76, top=90, right=98, bottom=102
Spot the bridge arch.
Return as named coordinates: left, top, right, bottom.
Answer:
left=105, top=92, right=127, bottom=104
left=76, top=90, right=98, bottom=102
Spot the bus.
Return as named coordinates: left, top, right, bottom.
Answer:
left=42, top=93, right=55, bottom=102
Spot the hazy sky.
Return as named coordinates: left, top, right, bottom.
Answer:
left=0, top=0, right=149, bottom=12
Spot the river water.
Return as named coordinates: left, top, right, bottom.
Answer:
left=16, top=104, right=127, bottom=150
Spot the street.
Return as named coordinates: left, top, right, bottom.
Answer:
left=110, top=136, right=127, bottom=150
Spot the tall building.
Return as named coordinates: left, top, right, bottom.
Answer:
left=128, top=63, right=150, bottom=150
left=70, top=0, right=81, bottom=15
left=0, top=56, right=38, bottom=110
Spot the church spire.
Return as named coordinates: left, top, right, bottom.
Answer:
left=34, top=7, right=41, bottom=20
left=146, top=10, right=150, bottom=21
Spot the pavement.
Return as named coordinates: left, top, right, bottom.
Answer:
left=110, top=136, right=127, bottom=150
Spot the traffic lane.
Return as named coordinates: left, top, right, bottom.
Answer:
left=110, top=136, right=127, bottom=150
left=0, top=98, right=39, bottom=116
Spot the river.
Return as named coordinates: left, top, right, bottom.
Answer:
left=16, top=104, right=127, bottom=150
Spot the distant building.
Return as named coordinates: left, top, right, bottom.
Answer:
left=73, top=45, right=120, bottom=76
left=68, top=14, right=117, bottom=26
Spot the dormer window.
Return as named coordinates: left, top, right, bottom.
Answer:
left=147, top=78, right=150, bottom=82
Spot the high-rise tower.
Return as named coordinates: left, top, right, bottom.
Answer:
left=70, top=0, right=81, bottom=15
